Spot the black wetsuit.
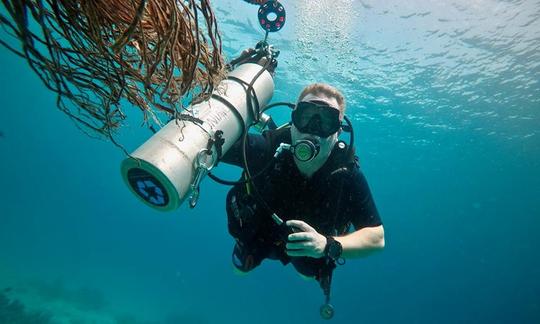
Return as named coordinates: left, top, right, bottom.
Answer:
left=221, top=128, right=382, bottom=276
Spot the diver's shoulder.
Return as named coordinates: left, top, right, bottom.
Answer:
left=262, top=126, right=291, bottom=147
left=345, top=160, right=369, bottom=183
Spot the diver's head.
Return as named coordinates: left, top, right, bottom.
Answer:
left=290, top=83, right=345, bottom=175
left=297, top=83, right=346, bottom=119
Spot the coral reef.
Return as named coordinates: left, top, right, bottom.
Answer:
left=31, top=279, right=107, bottom=312
left=0, top=291, right=52, bottom=324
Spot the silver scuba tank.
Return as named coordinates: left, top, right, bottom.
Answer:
left=120, top=63, right=275, bottom=211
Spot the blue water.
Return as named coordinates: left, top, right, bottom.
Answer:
left=1, top=0, right=539, bottom=323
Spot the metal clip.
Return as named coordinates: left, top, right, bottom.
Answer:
left=189, top=149, right=215, bottom=208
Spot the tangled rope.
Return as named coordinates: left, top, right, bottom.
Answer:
left=0, top=0, right=225, bottom=143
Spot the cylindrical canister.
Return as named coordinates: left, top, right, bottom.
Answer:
left=121, top=63, right=275, bottom=211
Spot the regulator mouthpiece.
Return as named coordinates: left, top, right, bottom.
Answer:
left=293, top=139, right=320, bottom=162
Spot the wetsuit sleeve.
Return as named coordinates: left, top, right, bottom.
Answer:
left=220, top=133, right=273, bottom=171
left=348, top=170, right=382, bottom=229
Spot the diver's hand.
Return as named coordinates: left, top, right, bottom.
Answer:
left=238, top=48, right=276, bottom=73
left=285, top=220, right=327, bottom=259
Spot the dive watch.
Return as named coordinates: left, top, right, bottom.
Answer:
left=324, top=236, right=343, bottom=261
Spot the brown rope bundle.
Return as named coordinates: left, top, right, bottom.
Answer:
left=0, top=0, right=225, bottom=142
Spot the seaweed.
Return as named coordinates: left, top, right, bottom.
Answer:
left=0, top=292, right=52, bottom=324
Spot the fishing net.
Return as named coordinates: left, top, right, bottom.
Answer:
left=0, top=0, right=225, bottom=143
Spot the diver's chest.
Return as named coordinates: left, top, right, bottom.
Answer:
left=267, top=175, right=335, bottom=220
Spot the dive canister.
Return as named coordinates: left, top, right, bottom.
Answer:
left=121, top=63, right=275, bottom=211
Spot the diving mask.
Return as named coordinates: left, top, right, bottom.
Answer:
left=291, top=101, right=341, bottom=137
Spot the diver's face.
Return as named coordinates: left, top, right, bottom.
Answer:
left=291, top=93, right=341, bottom=164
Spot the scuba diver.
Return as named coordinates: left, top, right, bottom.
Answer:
left=119, top=1, right=383, bottom=318
left=221, top=79, right=385, bottom=314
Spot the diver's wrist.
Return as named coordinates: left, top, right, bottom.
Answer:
left=324, top=236, right=343, bottom=261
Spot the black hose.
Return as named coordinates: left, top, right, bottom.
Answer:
left=343, top=115, right=354, bottom=158
left=206, top=56, right=280, bottom=187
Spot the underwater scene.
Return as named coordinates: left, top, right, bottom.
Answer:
left=0, top=0, right=539, bottom=323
